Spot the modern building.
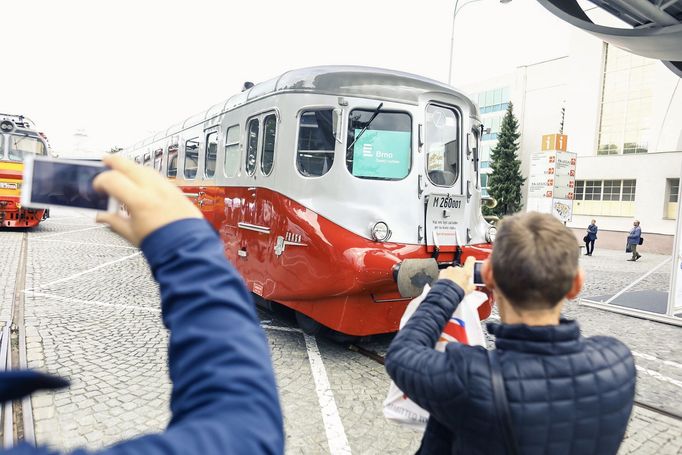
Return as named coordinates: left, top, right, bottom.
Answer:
left=463, top=25, right=682, bottom=252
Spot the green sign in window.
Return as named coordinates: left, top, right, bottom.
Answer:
left=352, top=129, right=411, bottom=179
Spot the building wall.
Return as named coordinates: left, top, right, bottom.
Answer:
left=463, top=26, right=682, bottom=243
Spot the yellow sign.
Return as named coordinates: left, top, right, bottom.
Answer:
left=541, top=134, right=568, bottom=151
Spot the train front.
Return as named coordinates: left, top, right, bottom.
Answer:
left=0, top=117, right=49, bottom=227
left=275, top=69, right=497, bottom=336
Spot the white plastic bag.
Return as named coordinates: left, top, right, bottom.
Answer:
left=383, top=283, right=488, bottom=429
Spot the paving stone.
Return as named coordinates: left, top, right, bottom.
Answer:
left=9, top=208, right=681, bottom=453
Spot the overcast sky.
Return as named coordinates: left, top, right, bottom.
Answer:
left=2, top=0, right=584, bottom=154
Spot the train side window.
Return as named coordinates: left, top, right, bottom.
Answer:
left=245, top=118, right=259, bottom=176
left=205, top=132, right=218, bottom=178
left=184, top=138, right=200, bottom=179
left=153, top=148, right=163, bottom=173
left=297, top=110, right=335, bottom=177
left=134, top=156, right=142, bottom=165
left=346, top=109, right=411, bottom=180
left=8, top=134, right=46, bottom=162
left=224, top=125, right=240, bottom=178
left=143, top=152, right=151, bottom=167
left=167, top=144, right=179, bottom=178
left=260, top=114, right=276, bottom=176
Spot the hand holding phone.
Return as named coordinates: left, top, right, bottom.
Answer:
left=21, top=156, right=118, bottom=213
left=438, top=257, right=476, bottom=294
left=93, top=155, right=203, bottom=246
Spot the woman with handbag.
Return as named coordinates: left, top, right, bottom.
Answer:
left=584, top=219, right=598, bottom=256
left=627, top=220, right=642, bottom=261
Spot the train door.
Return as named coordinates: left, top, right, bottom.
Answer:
left=236, top=115, right=265, bottom=288
left=237, top=112, right=279, bottom=296
left=421, top=103, right=467, bottom=255
left=197, top=127, right=221, bottom=227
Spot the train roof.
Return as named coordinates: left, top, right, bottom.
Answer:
left=129, top=66, right=476, bottom=151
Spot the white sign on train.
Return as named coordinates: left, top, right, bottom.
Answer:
left=426, top=194, right=466, bottom=246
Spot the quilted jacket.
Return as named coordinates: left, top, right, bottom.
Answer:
left=385, top=280, right=636, bottom=455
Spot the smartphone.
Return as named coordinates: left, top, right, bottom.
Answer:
left=21, top=155, right=118, bottom=213
left=472, top=261, right=484, bottom=286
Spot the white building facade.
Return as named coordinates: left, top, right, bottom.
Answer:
left=464, top=27, right=682, bottom=244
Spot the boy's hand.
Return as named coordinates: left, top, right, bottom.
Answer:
left=93, top=155, right=203, bottom=246
left=438, top=256, right=476, bottom=295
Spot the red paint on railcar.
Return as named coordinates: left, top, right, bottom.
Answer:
left=183, top=185, right=493, bottom=336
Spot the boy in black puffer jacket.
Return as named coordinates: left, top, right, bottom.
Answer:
left=385, top=212, right=635, bottom=455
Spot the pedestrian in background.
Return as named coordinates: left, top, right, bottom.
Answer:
left=385, top=212, right=635, bottom=454
left=0, top=156, right=284, bottom=455
left=584, top=219, right=598, bottom=256
left=627, top=220, right=642, bottom=261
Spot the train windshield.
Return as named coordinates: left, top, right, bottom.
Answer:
left=425, top=105, right=459, bottom=186
left=8, top=134, right=46, bottom=162
left=346, top=110, right=411, bottom=180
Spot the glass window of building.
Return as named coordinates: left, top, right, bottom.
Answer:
left=245, top=118, right=259, bottom=176
left=205, top=132, right=218, bottom=178
left=669, top=179, right=680, bottom=203
left=575, top=180, right=585, bottom=200
left=602, top=180, right=621, bottom=201
left=666, top=178, right=679, bottom=219
left=224, top=125, right=240, bottom=178
left=347, top=109, right=411, bottom=181
left=260, top=114, right=277, bottom=176
left=184, top=138, right=200, bottom=179
left=597, top=44, right=654, bottom=155
left=167, top=144, right=179, bottom=178
left=584, top=180, right=602, bottom=200
left=621, top=179, right=636, bottom=201
left=297, top=110, right=335, bottom=177
left=480, top=173, right=489, bottom=197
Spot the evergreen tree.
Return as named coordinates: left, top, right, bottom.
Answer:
left=488, top=102, right=525, bottom=216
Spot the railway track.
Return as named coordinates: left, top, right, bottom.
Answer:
left=349, top=343, right=682, bottom=423
left=0, top=232, right=35, bottom=448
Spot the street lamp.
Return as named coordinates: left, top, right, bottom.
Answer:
left=447, top=0, right=512, bottom=85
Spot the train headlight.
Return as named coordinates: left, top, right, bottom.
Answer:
left=370, top=221, right=392, bottom=242
left=486, top=226, right=497, bottom=243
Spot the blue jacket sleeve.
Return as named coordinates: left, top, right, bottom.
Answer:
left=6, top=219, right=283, bottom=455
left=384, top=280, right=473, bottom=420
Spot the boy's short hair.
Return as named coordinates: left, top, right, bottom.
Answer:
left=491, top=212, right=579, bottom=310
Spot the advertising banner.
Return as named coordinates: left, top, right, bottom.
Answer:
left=526, top=135, right=576, bottom=222
left=352, top=130, right=411, bottom=179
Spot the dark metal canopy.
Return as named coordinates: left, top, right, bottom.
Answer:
left=537, top=0, right=682, bottom=77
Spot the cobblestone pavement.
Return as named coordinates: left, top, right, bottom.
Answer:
left=1, top=209, right=680, bottom=454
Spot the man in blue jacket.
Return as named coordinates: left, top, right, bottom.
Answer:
left=385, top=212, right=635, bottom=454
left=4, top=156, right=284, bottom=454
left=627, top=220, right=642, bottom=261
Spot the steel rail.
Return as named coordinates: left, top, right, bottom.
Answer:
left=0, top=232, right=33, bottom=448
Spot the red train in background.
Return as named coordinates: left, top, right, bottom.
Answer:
left=124, top=66, right=497, bottom=336
left=0, top=114, right=50, bottom=228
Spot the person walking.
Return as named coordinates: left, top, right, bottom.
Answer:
left=385, top=212, right=635, bottom=455
left=585, top=219, right=598, bottom=255
left=627, top=220, right=642, bottom=261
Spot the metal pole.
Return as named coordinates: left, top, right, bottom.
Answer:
left=448, top=0, right=489, bottom=85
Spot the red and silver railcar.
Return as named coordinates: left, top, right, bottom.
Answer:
left=124, top=66, right=496, bottom=336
